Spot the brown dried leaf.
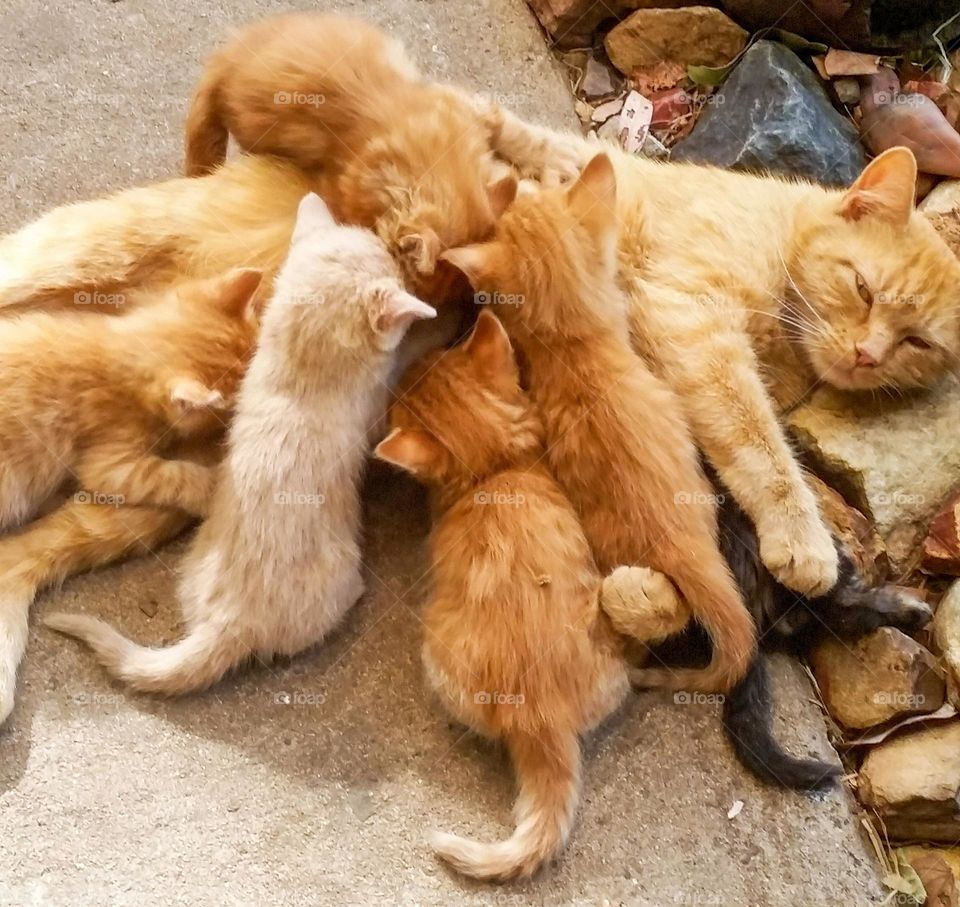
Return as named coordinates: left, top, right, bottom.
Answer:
left=906, top=852, right=958, bottom=907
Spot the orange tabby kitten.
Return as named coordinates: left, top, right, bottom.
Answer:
left=375, top=310, right=689, bottom=881
left=0, top=270, right=262, bottom=722
left=184, top=12, right=520, bottom=298
left=443, top=154, right=756, bottom=694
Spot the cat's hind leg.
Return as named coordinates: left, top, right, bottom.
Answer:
left=0, top=499, right=191, bottom=723
left=0, top=194, right=174, bottom=311
left=600, top=566, right=691, bottom=644
left=75, top=442, right=217, bottom=518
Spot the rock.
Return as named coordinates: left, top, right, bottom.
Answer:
left=605, top=7, right=747, bottom=75
left=788, top=378, right=960, bottom=575
left=596, top=115, right=623, bottom=144
left=833, top=77, right=860, bottom=106
left=929, top=210, right=960, bottom=259
left=810, top=628, right=944, bottom=730
left=807, top=473, right=888, bottom=585
left=859, top=722, right=960, bottom=842
left=591, top=97, right=624, bottom=124
left=525, top=0, right=616, bottom=49
left=934, top=581, right=960, bottom=709
left=921, top=180, right=960, bottom=217
left=579, top=54, right=622, bottom=102
left=574, top=99, right=593, bottom=123
left=924, top=493, right=960, bottom=576
left=671, top=41, right=866, bottom=186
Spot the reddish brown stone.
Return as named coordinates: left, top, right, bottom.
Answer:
left=923, top=491, right=960, bottom=576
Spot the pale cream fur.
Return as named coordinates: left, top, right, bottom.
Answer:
left=44, top=196, right=436, bottom=694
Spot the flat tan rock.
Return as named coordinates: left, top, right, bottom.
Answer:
left=811, top=628, right=944, bottom=730
left=859, top=722, right=960, bottom=842
left=605, top=7, right=747, bottom=75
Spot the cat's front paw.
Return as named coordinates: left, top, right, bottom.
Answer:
left=760, top=518, right=839, bottom=597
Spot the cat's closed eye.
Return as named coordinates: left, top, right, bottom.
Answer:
left=854, top=272, right=873, bottom=307
left=904, top=335, right=932, bottom=350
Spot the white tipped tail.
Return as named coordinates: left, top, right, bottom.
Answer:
left=44, top=613, right=247, bottom=696
left=431, top=727, right=580, bottom=881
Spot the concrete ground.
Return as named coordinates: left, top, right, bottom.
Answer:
left=0, top=2, right=883, bottom=904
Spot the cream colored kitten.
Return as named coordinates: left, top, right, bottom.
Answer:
left=45, top=195, right=435, bottom=693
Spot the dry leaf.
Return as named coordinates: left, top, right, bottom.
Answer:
left=906, top=852, right=958, bottom=907
left=823, top=48, right=880, bottom=77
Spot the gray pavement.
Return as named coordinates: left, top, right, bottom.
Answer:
left=0, top=1, right=882, bottom=904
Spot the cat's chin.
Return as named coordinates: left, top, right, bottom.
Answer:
left=811, top=356, right=887, bottom=393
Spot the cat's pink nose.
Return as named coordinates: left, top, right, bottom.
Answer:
left=855, top=344, right=879, bottom=368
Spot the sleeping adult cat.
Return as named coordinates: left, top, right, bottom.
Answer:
left=445, top=134, right=960, bottom=599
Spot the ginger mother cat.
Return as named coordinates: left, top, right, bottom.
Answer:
left=465, top=139, right=960, bottom=598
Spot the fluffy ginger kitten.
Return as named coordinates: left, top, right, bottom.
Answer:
left=184, top=12, right=520, bottom=300
left=46, top=194, right=436, bottom=693
left=0, top=270, right=262, bottom=722
left=443, top=154, right=756, bottom=694
left=0, top=268, right=263, bottom=533
left=375, top=310, right=690, bottom=881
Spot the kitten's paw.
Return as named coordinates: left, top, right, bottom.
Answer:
left=760, top=519, right=839, bottom=597
left=601, top=565, right=691, bottom=642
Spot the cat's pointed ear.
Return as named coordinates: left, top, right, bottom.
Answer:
left=292, top=193, right=336, bottom=241
left=487, top=174, right=518, bottom=217
left=839, top=147, right=917, bottom=228
left=168, top=376, right=226, bottom=413
left=398, top=229, right=442, bottom=276
left=440, top=244, right=499, bottom=290
left=209, top=268, right=264, bottom=318
left=374, top=427, right=443, bottom=477
left=369, top=285, right=436, bottom=337
left=464, top=309, right=518, bottom=387
left=566, top=153, right=617, bottom=233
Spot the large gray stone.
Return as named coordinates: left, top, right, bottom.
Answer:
left=672, top=40, right=866, bottom=186
left=788, top=380, right=960, bottom=576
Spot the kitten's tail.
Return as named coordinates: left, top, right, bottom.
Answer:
left=632, top=550, right=756, bottom=694
left=0, top=501, right=190, bottom=723
left=44, top=612, right=247, bottom=695
left=184, top=66, right=228, bottom=177
left=723, top=655, right=839, bottom=791
left=430, top=726, right=580, bottom=881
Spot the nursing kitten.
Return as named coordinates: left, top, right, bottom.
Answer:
left=443, top=155, right=755, bottom=694
left=45, top=195, right=436, bottom=694
left=466, top=112, right=960, bottom=598
left=0, top=273, right=261, bottom=722
left=375, top=310, right=689, bottom=881
left=0, top=268, right=262, bottom=532
left=184, top=12, right=520, bottom=298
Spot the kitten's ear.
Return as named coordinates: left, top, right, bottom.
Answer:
left=398, top=229, right=442, bottom=276
left=487, top=175, right=518, bottom=217
left=168, top=376, right=226, bottom=412
left=292, top=193, right=336, bottom=241
left=440, top=244, right=499, bottom=290
left=566, top=153, right=617, bottom=234
left=374, top=427, right=443, bottom=477
left=464, top=309, right=518, bottom=387
left=839, top=147, right=917, bottom=228
left=209, top=268, right=264, bottom=318
left=369, top=285, right=436, bottom=337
